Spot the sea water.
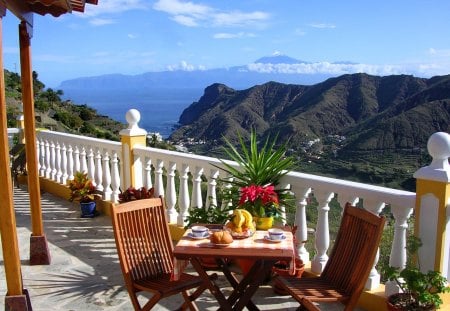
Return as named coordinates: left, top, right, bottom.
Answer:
left=62, top=88, right=203, bottom=138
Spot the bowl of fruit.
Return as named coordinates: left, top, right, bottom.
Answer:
left=224, top=209, right=255, bottom=239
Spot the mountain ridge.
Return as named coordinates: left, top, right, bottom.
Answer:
left=170, top=73, right=450, bottom=153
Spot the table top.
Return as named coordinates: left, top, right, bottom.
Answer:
left=173, top=230, right=294, bottom=261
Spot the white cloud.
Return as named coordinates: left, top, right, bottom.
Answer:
left=309, top=23, right=336, bottom=29
left=79, top=0, right=149, bottom=17
left=153, top=0, right=269, bottom=28
left=172, top=15, right=199, bottom=27
left=128, top=34, right=139, bottom=39
left=247, top=62, right=404, bottom=76
left=89, top=18, right=115, bottom=26
left=213, top=32, right=256, bottom=39
left=213, top=11, right=269, bottom=27
left=166, top=60, right=206, bottom=71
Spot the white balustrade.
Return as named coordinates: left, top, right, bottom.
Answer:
left=36, top=126, right=426, bottom=295
left=36, top=130, right=121, bottom=201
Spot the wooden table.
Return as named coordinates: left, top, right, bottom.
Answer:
left=173, top=230, right=295, bottom=311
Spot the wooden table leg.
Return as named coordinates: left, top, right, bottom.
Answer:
left=219, top=259, right=260, bottom=311
left=231, top=260, right=276, bottom=311
left=217, top=259, right=277, bottom=311
left=190, top=257, right=233, bottom=311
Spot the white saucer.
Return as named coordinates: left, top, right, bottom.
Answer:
left=264, top=235, right=286, bottom=243
left=188, top=232, right=210, bottom=240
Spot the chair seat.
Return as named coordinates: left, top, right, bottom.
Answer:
left=134, top=273, right=204, bottom=296
left=277, top=276, right=348, bottom=302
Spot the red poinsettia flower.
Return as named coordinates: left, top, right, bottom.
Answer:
left=238, top=184, right=279, bottom=217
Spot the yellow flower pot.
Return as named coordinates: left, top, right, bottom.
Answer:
left=255, top=216, right=273, bottom=230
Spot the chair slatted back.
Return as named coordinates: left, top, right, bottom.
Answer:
left=321, top=203, right=385, bottom=306
left=111, top=197, right=174, bottom=284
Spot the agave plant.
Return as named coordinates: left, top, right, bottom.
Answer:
left=217, top=130, right=296, bottom=218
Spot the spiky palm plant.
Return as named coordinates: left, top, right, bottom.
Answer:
left=217, top=130, right=296, bottom=217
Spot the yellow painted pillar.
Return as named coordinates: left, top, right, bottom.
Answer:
left=19, top=21, right=50, bottom=265
left=119, top=109, right=147, bottom=189
left=413, top=132, right=450, bottom=277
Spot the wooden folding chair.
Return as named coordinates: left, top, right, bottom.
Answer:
left=274, top=203, right=386, bottom=311
left=111, top=197, right=208, bottom=311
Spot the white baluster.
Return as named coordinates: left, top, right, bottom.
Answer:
left=102, top=152, right=112, bottom=201
left=278, top=183, right=291, bottom=226
left=385, top=204, right=414, bottom=296
left=39, top=139, right=46, bottom=176
left=95, top=149, right=103, bottom=191
left=221, top=175, right=234, bottom=211
left=178, top=163, right=190, bottom=226
left=133, top=153, right=143, bottom=189
left=206, top=169, right=219, bottom=209
left=311, top=191, right=334, bottom=274
left=60, top=143, right=68, bottom=184
left=166, top=161, right=177, bottom=223
left=191, top=166, right=204, bottom=209
left=50, top=140, right=57, bottom=180
left=293, top=186, right=312, bottom=264
left=55, top=141, right=62, bottom=182
left=67, top=144, right=74, bottom=182
left=45, top=140, right=51, bottom=179
left=154, top=159, right=164, bottom=197
left=73, top=145, right=80, bottom=175
left=87, top=147, right=95, bottom=185
left=111, top=151, right=121, bottom=203
left=363, top=200, right=386, bottom=290
left=80, top=147, right=87, bottom=173
left=36, top=138, right=40, bottom=173
left=144, top=158, right=153, bottom=190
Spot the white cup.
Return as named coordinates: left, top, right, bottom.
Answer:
left=268, top=228, right=285, bottom=240
left=191, top=225, right=208, bottom=237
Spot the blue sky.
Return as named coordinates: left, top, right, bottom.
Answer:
left=3, top=0, right=450, bottom=87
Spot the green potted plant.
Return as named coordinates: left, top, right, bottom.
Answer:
left=68, top=171, right=100, bottom=218
left=217, top=129, right=296, bottom=229
left=184, top=204, right=232, bottom=229
left=383, top=236, right=450, bottom=310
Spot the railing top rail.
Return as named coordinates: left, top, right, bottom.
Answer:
left=37, top=130, right=121, bottom=150
left=135, top=145, right=416, bottom=208
left=283, top=171, right=416, bottom=207
left=134, top=145, right=239, bottom=170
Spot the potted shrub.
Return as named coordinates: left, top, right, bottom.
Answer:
left=119, top=186, right=154, bottom=202
left=383, top=236, right=450, bottom=310
left=68, top=171, right=100, bottom=218
left=217, top=129, right=296, bottom=229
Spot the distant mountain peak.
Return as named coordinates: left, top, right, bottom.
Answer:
left=254, top=54, right=308, bottom=65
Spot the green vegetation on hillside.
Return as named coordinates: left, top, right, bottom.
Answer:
left=5, top=69, right=124, bottom=140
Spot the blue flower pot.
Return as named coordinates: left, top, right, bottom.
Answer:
left=80, top=201, right=97, bottom=218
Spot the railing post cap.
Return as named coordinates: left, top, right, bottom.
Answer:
left=428, top=132, right=450, bottom=160
left=414, top=132, right=450, bottom=182
left=119, top=109, right=147, bottom=136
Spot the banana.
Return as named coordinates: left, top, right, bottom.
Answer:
left=232, top=209, right=245, bottom=233
left=240, top=209, right=255, bottom=230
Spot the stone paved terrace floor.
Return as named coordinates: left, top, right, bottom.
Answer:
left=0, top=186, right=366, bottom=311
